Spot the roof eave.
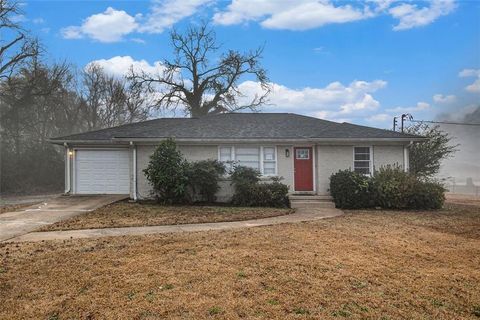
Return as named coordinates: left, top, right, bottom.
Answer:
left=50, top=136, right=426, bottom=145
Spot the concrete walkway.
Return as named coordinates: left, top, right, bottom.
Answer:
left=0, top=195, right=128, bottom=242
left=6, top=206, right=343, bottom=243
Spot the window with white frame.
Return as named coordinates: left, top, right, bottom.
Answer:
left=263, top=147, right=276, bottom=175
left=219, top=146, right=233, bottom=172
left=218, top=146, right=277, bottom=175
left=353, top=147, right=371, bottom=175
left=235, top=147, right=260, bottom=170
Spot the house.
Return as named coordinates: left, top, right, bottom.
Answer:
left=50, top=113, right=423, bottom=201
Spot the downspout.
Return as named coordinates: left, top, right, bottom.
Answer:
left=404, top=141, right=413, bottom=172
left=64, top=142, right=71, bottom=194
left=131, top=142, right=137, bottom=201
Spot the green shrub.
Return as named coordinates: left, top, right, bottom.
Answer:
left=186, top=160, right=226, bottom=203
left=407, top=180, right=445, bottom=209
left=247, top=179, right=290, bottom=208
left=371, top=165, right=414, bottom=209
left=372, top=165, right=445, bottom=210
left=143, top=139, right=188, bottom=204
left=230, top=166, right=290, bottom=208
left=230, top=165, right=260, bottom=187
left=329, top=170, right=373, bottom=209
left=329, top=166, right=445, bottom=210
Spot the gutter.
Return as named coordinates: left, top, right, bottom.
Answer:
left=50, top=136, right=427, bottom=145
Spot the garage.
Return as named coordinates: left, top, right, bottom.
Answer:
left=74, top=149, right=130, bottom=194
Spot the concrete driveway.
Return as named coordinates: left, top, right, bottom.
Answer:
left=0, top=195, right=127, bottom=242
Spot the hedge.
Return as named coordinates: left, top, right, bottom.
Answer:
left=330, top=166, right=445, bottom=210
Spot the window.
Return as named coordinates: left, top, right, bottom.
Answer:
left=235, top=147, right=260, bottom=170
left=354, top=147, right=371, bottom=175
left=295, top=148, right=310, bottom=159
left=263, top=147, right=276, bottom=175
left=218, top=146, right=277, bottom=175
left=219, top=147, right=233, bottom=171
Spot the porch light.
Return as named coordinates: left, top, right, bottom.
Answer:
left=68, top=151, right=73, bottom=156
left=285, top=148, right=290, bottom=158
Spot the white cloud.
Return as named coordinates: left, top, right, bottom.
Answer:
left=86, top=56, right=165, bottom=78
left=459, top=68, right=480, bottom=93
left=214, top=0, right=456, bottom=31
left=32, top=18, right=45, bottom=24
left=61, top=1, right=212, bottom=42
left=131, top=38, right=147, bottom=44
left=237, top=79, right=387, bottom=121
left=387, top=101, right=430, bottom=113
left=433, top=94, right=456, bottom=104
left=213, top=0, right=373, bottom=30
left=366, top=113, right=390, bottom=122
left=61, top=7, right=138, bottom=42
left=139, top=0, right=213, bottom=33
left=389, top=0, right=456, bottom=31
left=61, top=26, right=83, bottom=39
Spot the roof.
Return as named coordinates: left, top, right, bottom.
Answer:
left=50, top=113, right=423, bottom=144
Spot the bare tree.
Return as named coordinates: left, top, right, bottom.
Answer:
left=81, top=63, right=150, bottom=130
left=0, top=0, right=39, bottom=80
left=128, top=22, right=270, bottom=117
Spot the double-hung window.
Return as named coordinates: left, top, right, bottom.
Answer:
left=263, top=147, right=276, bottom=175
left=353, top=147, right=371, bottom=175
left=218, top=146, right=277, bottom=175
left=219, top=146, right=233, bottom=172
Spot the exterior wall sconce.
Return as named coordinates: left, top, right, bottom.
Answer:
left=285, top=148, right=290, bottom=158
left=68, top=151, right=73, bottom=156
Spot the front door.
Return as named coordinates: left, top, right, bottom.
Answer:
left=294, top=147, right=313, bottom=191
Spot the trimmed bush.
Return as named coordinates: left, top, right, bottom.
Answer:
left=186, top=160, right=226, bottom=203
left=329, top=170, right=372, bottom=209
left=407, top=180, right=445, bottom=209
left=329, top=166, right=445, bottom=210
left=231, top=166, right=290, bottom=208
left=371, top=165, right=414, bottom=209
left=143, top=139, right=188, bottom=204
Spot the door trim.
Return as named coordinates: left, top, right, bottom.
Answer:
left=293, top=146, right=316, bottom=192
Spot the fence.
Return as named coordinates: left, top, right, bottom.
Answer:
left=445, top=178, right=480, bottom=197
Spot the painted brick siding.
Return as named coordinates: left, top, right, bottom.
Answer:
left=136, top=145, right=218, bottom=199
left=316, top=145, right=354, bottom=194
left=315, top=145, right=405, bottom=194
left=373, top=145, right=405, bottom=171
left=136, top=144, right=295, bottom=201
left=136, top=143, right=406, bottom=200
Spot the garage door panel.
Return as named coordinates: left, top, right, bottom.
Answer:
left=75, top=150, right=130, bottom=194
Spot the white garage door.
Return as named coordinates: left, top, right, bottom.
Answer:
left=75, top=149, right=130, bottom=194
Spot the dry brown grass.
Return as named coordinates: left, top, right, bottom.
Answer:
left=446, top=193, right=480, bottom=207
left=1, top=202, right=479, bottom=319
left=39, top=201, right=293, bottom=231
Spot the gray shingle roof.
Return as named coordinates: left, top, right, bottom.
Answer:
left=50, top=113, right=423, bottom=142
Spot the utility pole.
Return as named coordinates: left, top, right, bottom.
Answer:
left=400, top=113, right=413, bottom=133
left=393, top=116, right=399, bottom=131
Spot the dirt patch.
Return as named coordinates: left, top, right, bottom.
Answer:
left=0, top=202, right=39, bottom=214
left=0, top=203, right=479, bottom=319
left=39, top=201, right=293, bottom=231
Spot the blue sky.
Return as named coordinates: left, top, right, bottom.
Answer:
left=19, top=0, right=480, bottom=128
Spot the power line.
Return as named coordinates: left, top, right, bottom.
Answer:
left=409, top=119, right=480, bottom=126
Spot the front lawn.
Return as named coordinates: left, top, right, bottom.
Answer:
left=39, top=201, right=293, bottom=231
left=1, top=202, right=479, bottom=319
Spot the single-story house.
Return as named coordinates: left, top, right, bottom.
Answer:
left=50, top=113, right=423, bottom=201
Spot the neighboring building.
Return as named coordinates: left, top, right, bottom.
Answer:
left=50, top=113, right=423, bottom=201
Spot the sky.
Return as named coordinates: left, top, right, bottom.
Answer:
left=16, top=0, right=480, bottom=129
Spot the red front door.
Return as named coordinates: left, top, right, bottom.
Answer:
left=294, top=147, right=313, bottom=191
